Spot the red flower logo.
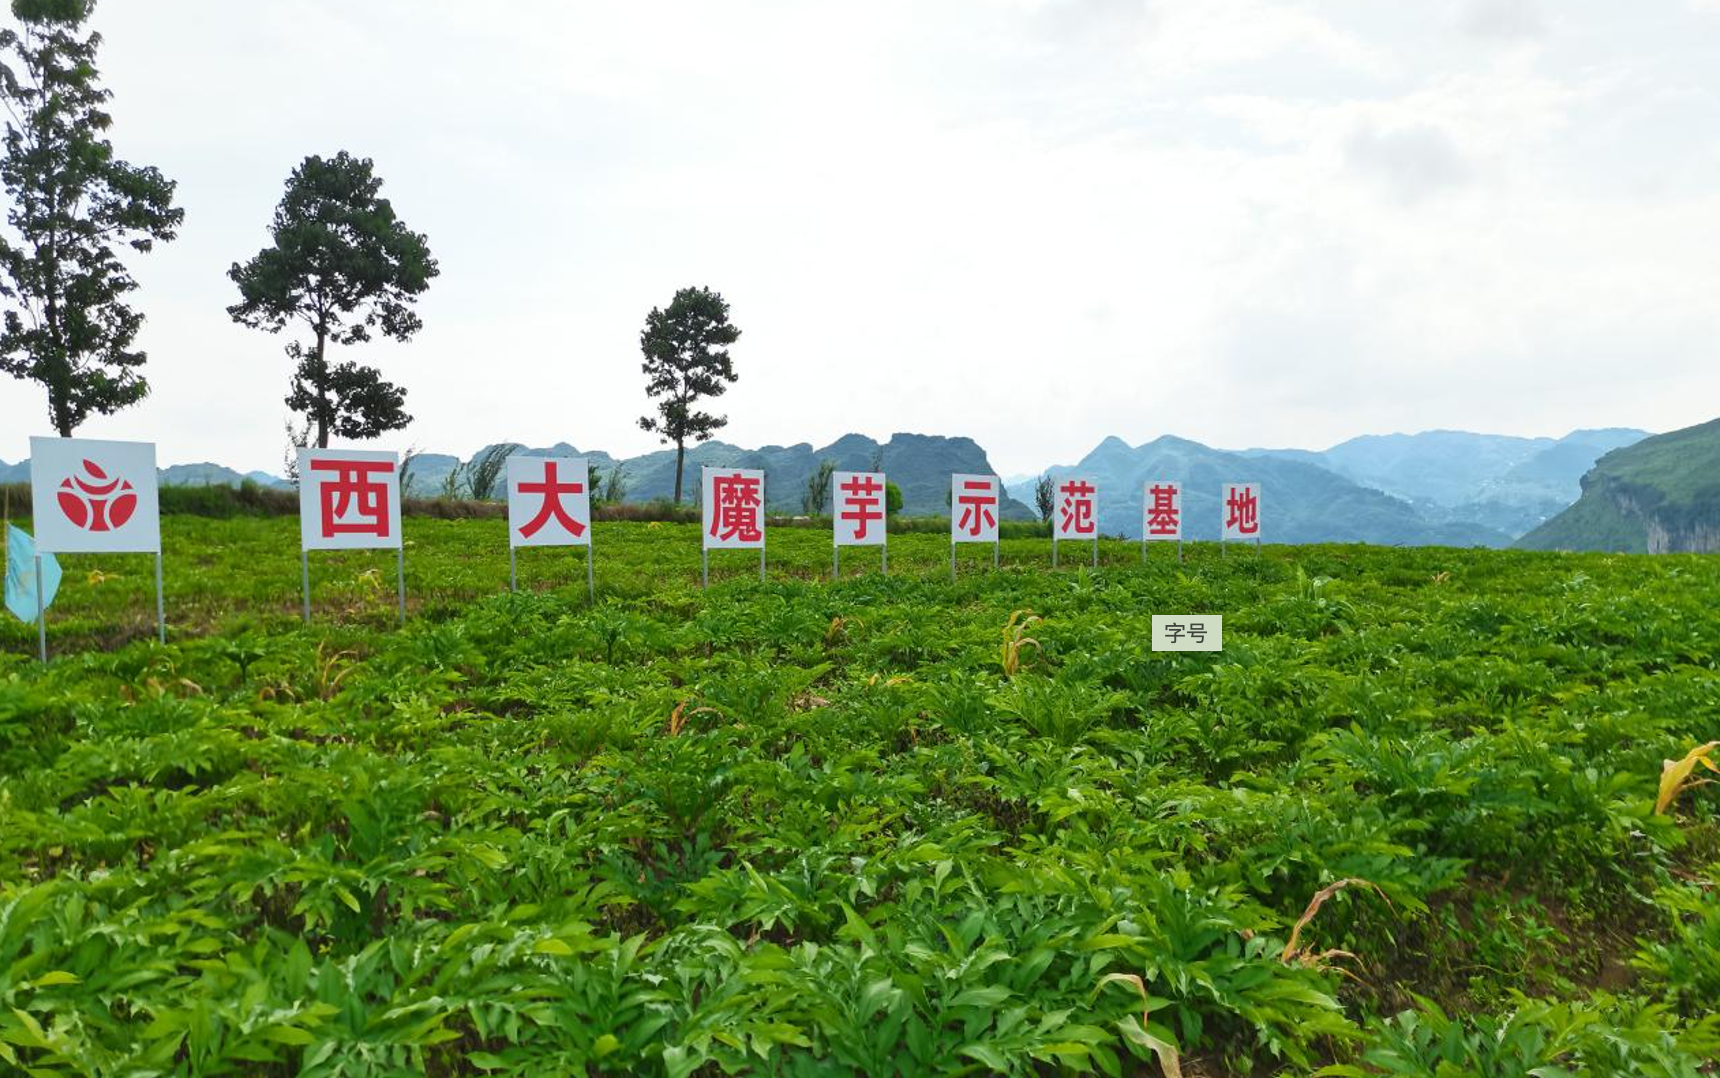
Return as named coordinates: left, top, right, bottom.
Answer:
left=57, top=459, right=137, bottom=533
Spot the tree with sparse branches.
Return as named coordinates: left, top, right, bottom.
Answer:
left=227, top=151, right=438, bottom=449
left=638, top=285, right=741, bottom=503
left=0, top=0, right=184, bottom=436
left=804, top=459, right=835, bottom=516
left=1034, top=473, right=1055, bottom=523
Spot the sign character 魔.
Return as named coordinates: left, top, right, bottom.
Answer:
left=710, top=472, right=763, bottom=543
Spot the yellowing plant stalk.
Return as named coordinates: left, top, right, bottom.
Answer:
left=1655, top=741, right=1719, bottom=816
left=1001, top=610, right=1041, bottom=678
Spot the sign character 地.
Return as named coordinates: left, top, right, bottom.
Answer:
left=1222, top=482, right=1261, bottom=545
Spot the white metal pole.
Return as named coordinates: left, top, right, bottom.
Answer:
left=509, top=547, right=517, bottom=592
left=702, top=549, right=709, bottom=589
left=35, top=553, right=46, bottom=663
left=395, top=546, right=406, bottom=625
left=301, top=550, right=311, bottom=623
left=154, top=552, right=165, bottom=644
left=759, top=545, right=765, bottom=583
left=585, top=545, right=595, bottom=601
left=833, top=543, right=839, bottom=581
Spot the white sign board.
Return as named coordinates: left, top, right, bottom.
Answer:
left=1151, top=614, right=1222, bottom=652
left=703, top=467, right=765, bottom=550
left=951, top=474, right=1000, bottom=544
left=1222, top=482, right=1261, bottom=542
left=1142, top=480, right=1182, bottom=541
left=298, top=448, right=403, bottom=551
left=833, top=471, right=887, bottom=547
left=1053, top=476, right=1099, bottom=541
left=29, top=436, right=161, bottom=554
left=507, top=456, right=591, bottom=548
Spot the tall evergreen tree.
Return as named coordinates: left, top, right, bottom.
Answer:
left=227, top=151, right=438, bottom=449
left=638, top=285, right=741, bottom=504
left=0, top=0, right=183, bottom=436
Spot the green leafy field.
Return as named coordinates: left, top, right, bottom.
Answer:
left=2, top=519, right=1718, bottom=1076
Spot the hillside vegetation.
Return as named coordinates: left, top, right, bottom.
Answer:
left=1520, top=417, right=1720, bottom=553
left=1, top=520, right=1717, bottom=1075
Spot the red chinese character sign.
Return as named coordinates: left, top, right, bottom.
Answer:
left=702, top=467, right=765, bottom=550
left=1222, top=482, right=1261, bottom=543
left=29, top=436, right=161, bottom=554
left=1053, top=477, right=1098, bottom=541
left=298, top=449, right=402, bottom=551
left=508, top=457, right=591, bottom=548
left=950, top=474, right=999, bottom=544
left=1143, top=481, right=1182, bottom=541
left=833, top=471, right=886, bottom=547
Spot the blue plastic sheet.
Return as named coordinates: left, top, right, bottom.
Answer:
left=5, top=524, right=61, bottom=624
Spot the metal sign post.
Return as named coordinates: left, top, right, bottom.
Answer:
left=395, top=547, right=407, bottom=625
left=154, top=553, right=166, bottom=644
left=35, top=554, right=46, bottom=663
left=585, top=545, right=595, bottom=601
left=301, top=551, right=311, bottom=622
left=509, top=547, right=517, bottom=592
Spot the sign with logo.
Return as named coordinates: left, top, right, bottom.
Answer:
left=1151, top=614, right=1222, bottom=651
left=507, top=456, right=591, bottom=547
left=833, top=471, right=887, bottom=547
left=1054, top=477, right=1098, bottom=541
left=298, top=449, right=402, bottom=551
left=1222, top=482, right=1261, bottom=542
left=1143, top=481, right=1182, bottom=541
left=29, top=436, right=161, bottom=554
left=951, top=474, right=1000, bottom=544
left=703, top=467, right=765, bottom=550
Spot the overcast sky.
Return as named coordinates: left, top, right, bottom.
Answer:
left=3, top=0, right=1718, bottom=476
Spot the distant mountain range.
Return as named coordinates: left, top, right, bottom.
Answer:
left=1, top=425, right=1658, bottom=547
left=1518, top=417, right=1720, bottom=553
left=1243, top=428, right=1650, bottom=538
